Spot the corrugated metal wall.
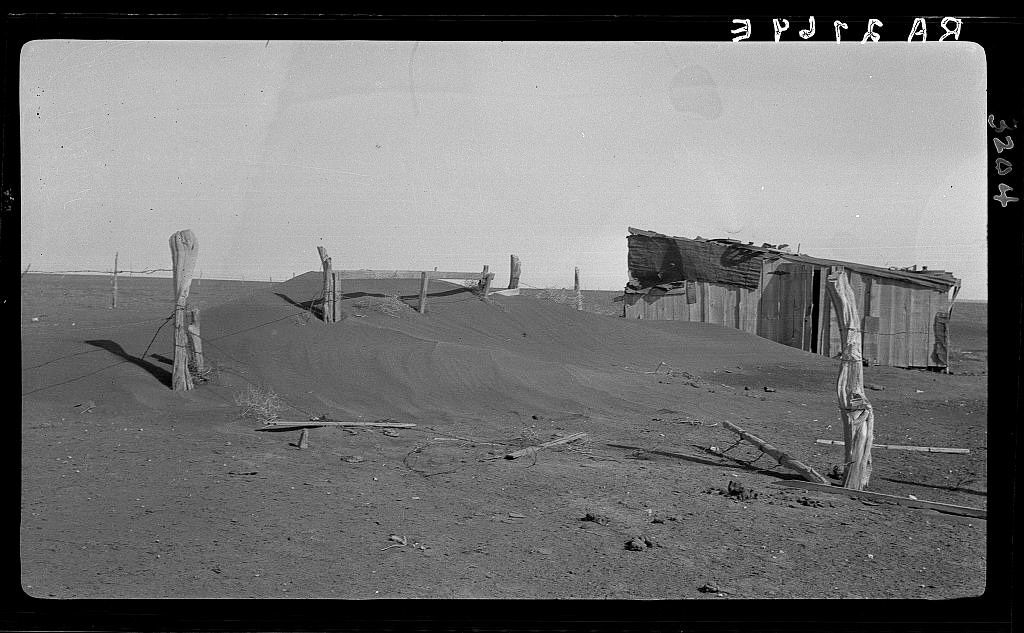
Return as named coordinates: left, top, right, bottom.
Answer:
left=624, top=263, right=953, bottom=368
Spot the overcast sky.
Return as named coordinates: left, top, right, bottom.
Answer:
left=20, top=40, right=987, bottom=298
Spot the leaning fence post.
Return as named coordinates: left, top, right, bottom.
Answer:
left=574, top=266, right=582, bottom=311
left=317, top=246, right=333, bottom=323
left=825, top=266, right=875, bottom=490
left=169, top=230, right=198, bottom=391
left=508, top=254, right=521, bottom=289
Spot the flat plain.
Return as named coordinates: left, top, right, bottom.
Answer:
left=21, top=273, right=987, bottom=599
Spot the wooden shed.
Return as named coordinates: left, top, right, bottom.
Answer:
left=622, top=228, right=962, bottom=370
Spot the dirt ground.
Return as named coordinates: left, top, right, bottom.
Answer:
left=20, top=274, right=987, bottom=600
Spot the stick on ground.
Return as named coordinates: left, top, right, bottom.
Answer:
left=505, top=432, right=587, bottom=460
left=815, top=439, right=969, bottom=454
left=263, top=420, right=416, bottom=429
left=776, top=480, right=986, bottom=519
left=722, top=421, right=829, bottom=484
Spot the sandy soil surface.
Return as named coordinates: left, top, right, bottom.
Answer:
left=20, top=273, right=987, bottom=600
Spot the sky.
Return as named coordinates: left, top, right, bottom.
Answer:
left=20, top=40, right=988, bottom=298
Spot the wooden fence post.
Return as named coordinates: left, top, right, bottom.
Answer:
left=187, top=307, right=204, bottom=375
left=418, top=271, right=429, bottom=314
left=508, top=254, right=521, bottom=289
left=481, top=272, right=494, bottom=298
left=825, top=266, right=874, bottom=490
left=478, top=265, right=490, bottom=292
left=111, top=252, right=118, bottom=309
left=169, top=230, right=198, bottom=391
left=317, top=246, right=333, bottom=323
left=574, top=266, right=582, bottom=311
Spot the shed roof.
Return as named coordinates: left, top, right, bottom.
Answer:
left=626, top=228, right=960, bottom=292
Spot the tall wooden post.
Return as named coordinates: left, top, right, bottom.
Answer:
left=508, top=254, right=521, bottom=289
left=317, top=246, right=333, bottom=323
left=574, top=266, right=582, bottom=311
left=825, top=266, right=874, bottom=490
left=170, top=230, right=198, bottom=391
left=418, top=271, right=429, bottom=314
left=111, top=252, right=119, bottom=309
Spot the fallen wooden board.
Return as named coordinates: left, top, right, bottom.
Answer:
left=776, top=480, right=987, bottom=519
left=815, top=439, right=969, bottom=454
left=722, top=421, right=829, bottom=484
left=263, top=420, right=416, bottom=428
left=505, top=432, right=587, bottom=459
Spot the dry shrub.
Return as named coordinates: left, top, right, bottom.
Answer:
left=352, top=294, right=409, bottom=317
left=234, top=383, right=282, bottom=423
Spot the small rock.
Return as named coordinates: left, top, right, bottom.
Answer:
left=763, top=386, right=776, bottom=393
left=698, top=582, right=721, bottom=593
left=381, top=429, right=400, bottom=437
left=508, top=512, right=526, bottom=519
left=624, top=537, right=650, bottom=551
left=340, top=455, right=365, bottom=463
left=651, top=517, right=665, bottom=524
left=727, top=480, right=758, bottom=501
left=581, top=512, right=610, bottom=525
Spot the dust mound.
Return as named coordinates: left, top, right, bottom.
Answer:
left=198, top=272, right=834, bottom=421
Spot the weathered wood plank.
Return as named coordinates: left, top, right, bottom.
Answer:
left=775, top=480, right=986, bottom=519
left=264, top=420, right=417, bottom=428
left=815, top=439, right=969, bottom=454
left=505, top=432, right=587, bottom=460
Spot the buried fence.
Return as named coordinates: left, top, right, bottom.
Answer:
left=315, top=247, right=525, bottom=322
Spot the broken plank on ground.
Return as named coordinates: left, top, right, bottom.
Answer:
left=263, top=420, right=417, bottom=428
left=815, top=439, right=969, bottom=454
left=776, top=480, right=986, bottom=519
left=505, top=432, right=587, bottom=459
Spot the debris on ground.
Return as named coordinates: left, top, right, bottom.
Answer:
left=867, top=383, right=885, bottom=391
left=727, top=480, right=758, bottom=501
left=508, top=512, right=526, bottom=519
left=581, top=512, right=610, bottom=525
left=381, top=428, right=400, bottom=437
left=340, top=455, right=365, bottom=463
left=625, top=535, right=656, bottom=551
left=828, top=465, right=842, bottom=480
left=797, top=496, right=831, bottom=508
left=380, top=534, right=408, bottom=551
left=763, top=386, right=777, bottom=393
